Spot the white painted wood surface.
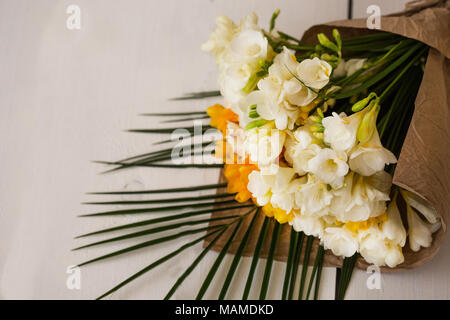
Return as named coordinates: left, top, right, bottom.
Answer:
left=1, top=0, right=448, bottom=300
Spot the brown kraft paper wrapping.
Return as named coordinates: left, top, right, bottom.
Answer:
left=204, top=1, right=450, bottom=271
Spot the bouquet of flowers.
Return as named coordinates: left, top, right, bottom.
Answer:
left=77, top=2, right=449, bottom=300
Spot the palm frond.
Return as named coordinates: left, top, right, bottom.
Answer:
left=76, top=204, right=253, bottom=238
left=160, top=116, right=210, bottom=123
left=218, top=207, right=260, bottom=299
left=87, top=182, right=227, bottom=195
left=79, top=199, right=237, bottom=217
left=169, top=90, right=221, bottom=101
left=127, top=125, right=212, bottom=134
left=259, top=221, right=281, bottom=300
left=77, top=224, right=225, bottom=267
left=287, top=232, right=304, bottom=299
left=242, top=216, right=270, bottom=300
left=281, top=229, right=299, bottom=300
left=95, top=161, right=223, bottom=170
left=335, top=253, right=358, bottom=300
left=141, top=111, right=207, bottom=116
left=164, top=226, right=228, bottom=300
left=74, top=214, right=242, bottom=250
left=95, top=227, right=224, bottom=300
left=82, top=192, right=234, bottom=206
left=298, top=236, right=314, bottom=299
left=306, top=245, right=325, bottom=300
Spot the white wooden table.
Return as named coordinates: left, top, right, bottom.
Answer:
left=1, top=0, right=449, bottom=300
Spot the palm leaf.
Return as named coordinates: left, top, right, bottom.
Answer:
left=164, top=226, right=228, bottom=300
left=259, top=221, right=281, bottom=300
left=195, top=217, right=244, bottom=299
left=95, top=227, right=224, bottom=300
left=298, top=235, right=314, bottom=299
left=281, top=229, right=299, bottom=300
left=82, top=192, right=234, bottom=206
left=87, top=182, right=227, bottom=195
left=218, top=207, right=259, bottom=299
left=76, top=203, right=253, bottom=238
left=287, top=232, right=304, bottom=299
left=141, top=111, right=207, bottom=116
left=169, top=90, right=221, bottom=100
left=74, top=214, right=242, bottom=250
left=77, top=224, right=225, bottom=267
left=242, top=216, right=270, bottom=300
left=335, top=253, right=358, bottom=300
left=79, top=199, right=237, bottom=217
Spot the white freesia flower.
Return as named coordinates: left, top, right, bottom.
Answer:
left=349, top=129, right=397, bottom=176
left=219, top=62, right=252, bottom=107
left=292, top=144, right=322, bottom=176
left=291, top=213, right=325, bottom=238
left=284, top=127, right=321, bottom=175
left=202, top=15, right=236, bottom=62
left=322, top=227, right=359, bottom=257
left=297, top=57, right=332, bottom=90
left=295, top=174, right=332, bottom=216
left=333, top=59, right=367, bottom=78
left=229, top=29, right=268, bottom=65
left=382, top=196, right=406, bottom=246
left=308, top=147, right=349, bottom=188
left=358, top=228, right=404, bottom=267
left=247, top=170, right=272, bottom=206
left=406, top=203, right=433, bottom=252
left=204, top=13, right=269, bottom=117
left=330, top=172, right=390, bottom=222
left=254, top=47, right=316, bottom=130
left=245, top=126, right=285, bottom=171
left=247, top=167, right=299, bottom=212
left=344, top=59, right=367, bottom=76
left=253, top=78, right=300, bottom=130
left=322, top=112, right=362, bottom=153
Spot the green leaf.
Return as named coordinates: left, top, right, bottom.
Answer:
left=242, top=216, right=270, bottom=300
left=160, top=115, right=209, bottom=123
left=169, top=90, right=221, bottom=101
left=336, top=253, right=358, bottom=300
left=281, top=229, right=299, bottom=300
left=306, top=245, right=324, bottom=300
left=141, top=111, right=207, bottom=116
left=73, top=214, right=242, bottom=250
left=96, top=227, right=223, bottom=300
left=313, top=246, right=325, bottom=300
left=288, top=232, right=304, bottom=299
left=218, top=207, right=259, bottom=299
left=87, top=182, right=227, bottom=195
left=76, top=203, right=253, bottom=238
left=259, top=221, right=281, bottom=300
left=196, top=218, right=244, bottom=299
left=127, top=125, right=212, bottom=134
left=164, top=226, right=228, bottom=300
left=333, top=43, right=424, bottom=99
left=79, top=199, right=237, bottom=217
left=77, top=224, right=225, bottom=267
left=82, top=192, right=234, bottom=206
left=95, top=161, right=224, bottom=169
left=298, top=235, right=314, bottom=300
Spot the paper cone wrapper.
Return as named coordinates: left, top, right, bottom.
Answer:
left=205, top=1, right=450, bottom=271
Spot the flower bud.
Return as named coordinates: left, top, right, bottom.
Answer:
left=357, top=102, right=380, bottom=144
left=245, top=119, right=268, bottom=130
left=351, top=92, right=377, bottom=112
left=332, top=29, right=342, bottom=50
left=317, top=33, right=339, bottom=54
